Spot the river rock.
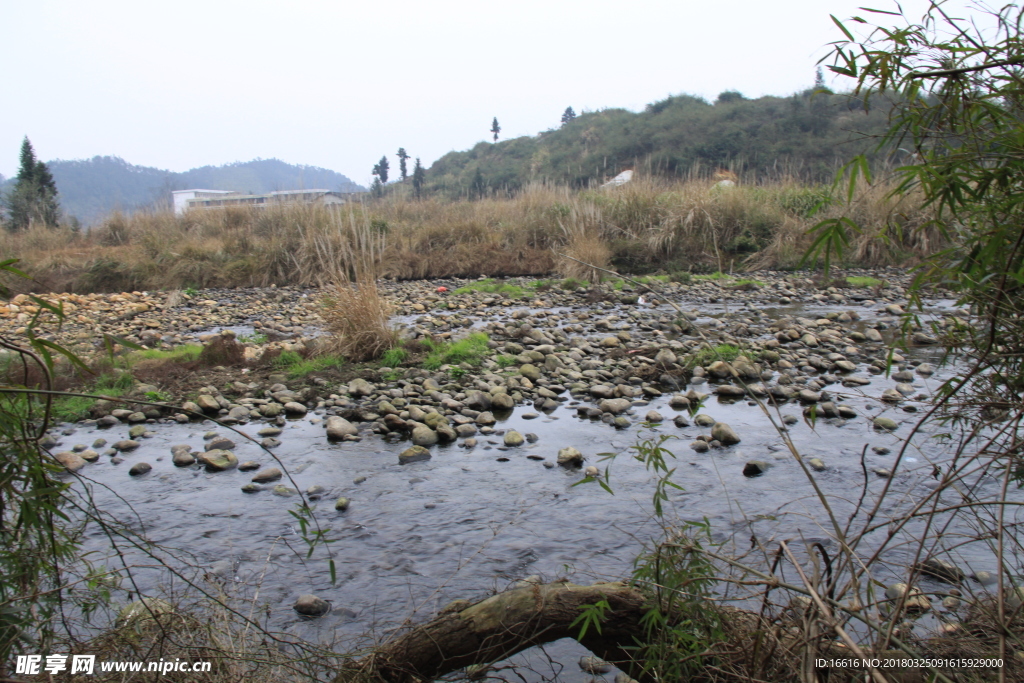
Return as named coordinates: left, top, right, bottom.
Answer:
left=873, top=416, right=899, bottom=431
left=196, top=395, right=220, bottom=412
left=55, top=451, right=86, bottom=472
left=579, top=656, right=611, bottom=674
left=128, top=424, right=147, bottom=439
left=172, top=450, right=196, bottom=467
left=808, top=457, right=826, bottom=471
left=348, top=378, right=374, bottom=396
left=694, top=414, right=715, bottom=427
left=411, top=424, right=439, bottom=446
left=557, top=447, right=583, bottom=467
left=283, top=401, right=307, bottom=416
left=645, top=410, right=663, bottom=423
left=690, top=440, right=709, bottom=453
left=112, top=439, right=140, bottom=452
left=915, top=557, right=964, bottom=584
left=128, top=462, right=152, bottom=476
left=326, top=416, right=358, bottom=440
left=260, top=403, right=283, bottom=417
left=202, top=449, right=238, bottom=471
left=668, top=395, right=690, bottom=409
left=491, top=392, right=515, bottom=410
left=334, top=497, right=350, bottom=511
left=398, top=445, right=431, bottom=464
left=117, top=597, right=173, bottom=627
left=252, top=468, right=282, bottom=483
left=743, top=460, right=771, bottom=477
left=654, top=348, right=677, bottom=366
left=519, top=364, right=541, bottom=381
left=293, top=594, right=330, bottom=617
left=503, top=430, right=525, bottom=447
left=797, top=389, right=821, bottom=403
left=206, top=437, right=235, bottom=451
left=710, top=422, right=740, bottom=445
left=884, top=583, right=930, bottom=612
left=466, top=391, right=492, bottom=410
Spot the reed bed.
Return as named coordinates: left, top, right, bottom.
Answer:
left=0, top=176, right=937, bottom=293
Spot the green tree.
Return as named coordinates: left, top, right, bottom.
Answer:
left=372, top=155, right=390, bottom=185
left=813, top=2, right=1024, bottom=479
left=470, top=167, right=487, bottom=199
left=396, top=148, right=410, bottom=181
left=412, top=157, right=425, bottom=198
left=561, top=106, right=576, bottom=126
left=490, top=117, right=501, bottom=142
left=2, top=138, right=60, bottom=231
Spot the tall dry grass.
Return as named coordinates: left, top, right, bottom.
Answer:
left=0, top=176, right=939, bottom=293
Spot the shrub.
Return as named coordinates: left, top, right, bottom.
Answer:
left=321, top=280, right=397, bottom=362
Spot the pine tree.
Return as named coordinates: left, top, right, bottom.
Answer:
left=397, top=148, right=410, bottom=181
left=412, top=158, right=426, bottom=199
left=2, top=137, right=60, bottom=231
left=372, top=155, right=390, bottom=184
left=561, top=107, right=576, bottom=126
left=490, top=117, right=501, bottom=142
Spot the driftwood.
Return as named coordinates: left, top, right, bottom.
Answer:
left=333, top=580, right=984, bottom=683
left=334, top=581, right=648, bottom=683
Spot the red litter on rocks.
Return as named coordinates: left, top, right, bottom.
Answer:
left=436, top=286, right=448, bottom=293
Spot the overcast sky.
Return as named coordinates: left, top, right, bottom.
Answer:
left=0, top=0, right=986, bottom=186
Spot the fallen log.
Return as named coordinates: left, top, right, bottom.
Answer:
left=333, top=579, right=1009, bottom=683
left=333, top=581, right=648, bottom=683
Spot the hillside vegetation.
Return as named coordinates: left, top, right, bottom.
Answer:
left=420, top=89, right=895, bottom=197
left=0, top=157, right=364, bottom=225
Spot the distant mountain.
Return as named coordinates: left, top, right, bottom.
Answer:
left=0, top=156, right=364, bottom=225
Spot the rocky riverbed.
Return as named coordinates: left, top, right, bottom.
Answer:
left=18, top=268, right=1014, bottom=680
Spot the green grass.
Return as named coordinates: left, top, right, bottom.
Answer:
left=422, top=332, right=491, bottom=371
left=732, top=278, right=765, bottom=287
left=380, top=347, right=410, bottom=367
left=274, top=352, right=345, bottom=379
left=846, top=276, right=884, bottom=287
left=687, top=343, right=744, bottom=368
left=693, top=272, right=732, bottom=281
left=453, top=279, right=526, bottom=297
left=237, top=332, right=268, bottom=344
left=133, top=344, right=203, bottom=363
left=634, top=275, right=670, bottom=285
left=495, top=354, right=517, bottom=368
left=529, top=279, right=556, bottom=290
left=51, top=372, right=135, bottom=422
left=560, top=277, right=589, bottom=290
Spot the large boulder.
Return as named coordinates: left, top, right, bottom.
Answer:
left=557, top=447, right=584, bottom=467
left=710, top=422, right=740, bottom=445
left=325, top=416, right=358, bottom=440
left=411, top=424, right=439, bottom=446
left=202, top=449, right=238, bottom=472
left=598, top=398, right=631, bottom=415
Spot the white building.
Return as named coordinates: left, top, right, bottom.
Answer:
left=172, top=188, right=362, bottom=215
left=172, top=189, right=235, bottom=215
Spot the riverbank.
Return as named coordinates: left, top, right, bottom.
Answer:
left=18, top=267, right=1022, bottom=682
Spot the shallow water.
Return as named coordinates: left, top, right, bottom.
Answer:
left=56, top=294, right=1020, bottom=680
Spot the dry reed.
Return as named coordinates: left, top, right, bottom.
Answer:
left=0, top=176, right=940, bottom=293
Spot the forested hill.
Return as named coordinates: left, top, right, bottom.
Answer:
left=1, top=157, right=364, bottom=225
left=424, top=90, right=895, bottom=196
